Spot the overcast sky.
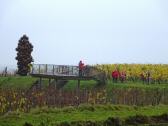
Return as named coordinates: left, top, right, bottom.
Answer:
left=0, top=0, right=168, bottom=68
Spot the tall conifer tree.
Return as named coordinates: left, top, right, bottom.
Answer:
left=16, top=35, right=33, bottom=76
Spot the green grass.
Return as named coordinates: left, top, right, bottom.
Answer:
left=0, top=76, right=50, bottom=89
left=106, top=81, right=168, bottom=90
left=0, top=104, right=168, bottom=126
left=63, top=80, right=168, bottom=91
left=63, top=80, right=97, bottom=90
left=0, top=76, right=37, bottom=89
left=0, top=76, right=168, bottom=90
left=0, top=76, right=98, bottom=90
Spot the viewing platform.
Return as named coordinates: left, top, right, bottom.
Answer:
left=30, top=64, right=94, bottom=80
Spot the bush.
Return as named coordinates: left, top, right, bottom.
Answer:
left=104, top=117, right=122, bottom=126
left=60, top=121, right=70, bottom=126
left=125, top=114, right=150, bottom=125
left=23, top=122, right=33, bottom=126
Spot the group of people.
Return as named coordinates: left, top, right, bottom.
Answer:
left=79, top=61, right=127, bottom=83
left=78, top=61, right=152, bottom=84
left=111, top=70, right=152, bottom=84
left=111, top=70, right=126, bottom=83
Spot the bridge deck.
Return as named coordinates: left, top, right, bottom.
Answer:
left=31, top=73, right=94, bottom=80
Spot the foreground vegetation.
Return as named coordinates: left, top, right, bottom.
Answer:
left=0, top=76, right=168, bottom=126
left=0, top=104, right=168, bottom=126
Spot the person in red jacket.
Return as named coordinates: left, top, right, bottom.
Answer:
left=79, top=60, right=84, bottom=76
left=112, top=70, right=120, bottom=83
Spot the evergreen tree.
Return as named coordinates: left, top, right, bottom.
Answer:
left=15, top=35, right=33, bottom=76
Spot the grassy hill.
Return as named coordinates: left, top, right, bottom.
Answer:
left=0, top=76, right=37, bottom=89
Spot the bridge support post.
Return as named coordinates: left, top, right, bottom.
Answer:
left=54, top=79, right=57, bottom=89
left=49, top=79, right=51, bottom=86
left=39, top=77, right=42, bottom=89
left=77, top=80, right=80, bottom=90
left=77, top=79, right=80, bottom=105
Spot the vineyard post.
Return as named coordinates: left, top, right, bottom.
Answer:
left=4, top=67, right=7, bottom=77
left=32, top=65, right=34, bottom=74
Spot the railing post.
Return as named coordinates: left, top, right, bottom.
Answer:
left=58, top=65, right=60, bottom=73
left=72, top=66, right=74, bottom=75
left=46, top=64, right=48, bottom=74
left=62, top=66, right=63, bottom=74
left=39, top=65, right=41, bottom=74
left=67, top=66, right=69, bottom=75
left=53, top=65, right=55, bottom=75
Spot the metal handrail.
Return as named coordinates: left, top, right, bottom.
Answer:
left=31, top=64, right=79, bottom=76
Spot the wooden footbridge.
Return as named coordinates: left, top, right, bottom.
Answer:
left=30, top=64, right=106, bottom=89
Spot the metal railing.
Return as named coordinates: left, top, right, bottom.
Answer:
left=31, top=64, right=79, bottom=76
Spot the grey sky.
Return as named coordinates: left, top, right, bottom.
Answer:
left=0, top=0, right=168, bottom=67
